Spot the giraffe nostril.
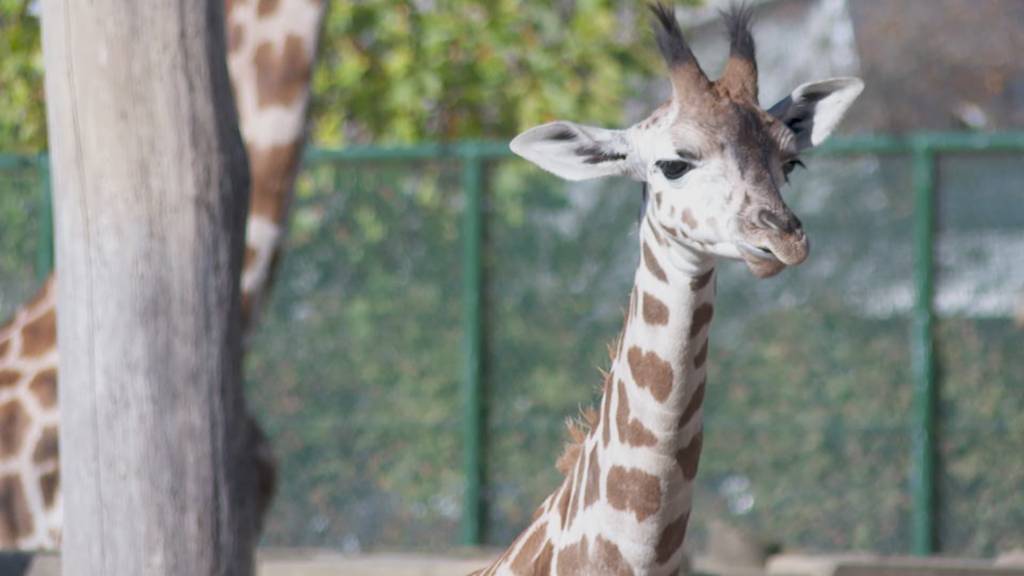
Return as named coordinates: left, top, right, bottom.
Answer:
left=756, top=209, right=801, bottom=234
left=756, top=210, right=786, bottom=232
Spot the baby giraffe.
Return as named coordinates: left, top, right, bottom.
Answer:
left=474, top=4, right=862, bottom=576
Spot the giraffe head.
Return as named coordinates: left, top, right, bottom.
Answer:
left=511, top=3, right=863, bottom=278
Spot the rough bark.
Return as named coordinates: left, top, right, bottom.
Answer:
left=40, top=0, right=255, bottom=573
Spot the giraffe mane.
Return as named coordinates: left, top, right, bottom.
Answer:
left=555, top=321, right=625, bottom=477
left=555, top=405, right=599, bottom=475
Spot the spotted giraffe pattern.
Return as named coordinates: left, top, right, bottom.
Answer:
left=476, top=2, right=867, bottom=572
left=0, top=0, right=325, bottom=549
left=0, top=280, right=59, bottom=547
left=474, top=215, right=717, bottom=576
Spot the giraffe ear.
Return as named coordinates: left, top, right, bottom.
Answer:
left=768, top=77, right=864, bottom=150
left=510, top=121, right=635, bottom=181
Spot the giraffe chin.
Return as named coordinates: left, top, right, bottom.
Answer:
left=737, top=234, right=810, bottom=278
left=743, top=254, right=788, bottom=278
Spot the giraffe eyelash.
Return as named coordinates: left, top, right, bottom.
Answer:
left=782, top=158, right=806, bottom=182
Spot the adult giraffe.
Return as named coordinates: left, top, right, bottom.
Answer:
left=0, top=0, right=326, bottom=548
left=475, top=4, right=862, bottom=575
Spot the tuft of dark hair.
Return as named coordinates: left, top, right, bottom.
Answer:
left=722, top=2, right=756, bottom=63
left=648, top=2, right=696, bottom=69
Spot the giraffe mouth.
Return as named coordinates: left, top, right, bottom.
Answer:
left=739, top=243, right=779, bottom=261
left=738, top=243, right=788, bottom=278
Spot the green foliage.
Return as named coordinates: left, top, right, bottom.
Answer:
left=312, top=1, right=670, bottom=145
left=0, top=160, right=44, bottom=318
left=0, top=0, right=46, bottom=152
left=0, top=0, right=685, bottom=150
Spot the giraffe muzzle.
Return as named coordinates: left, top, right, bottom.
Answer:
left=739, top=211, right=810, bottom=277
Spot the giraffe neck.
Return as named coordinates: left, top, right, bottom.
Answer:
left=479, top=219, right=715, bottom=576
left=227, top=0, right=324, bottom=327
left=583, top=215, right=714, bottom=572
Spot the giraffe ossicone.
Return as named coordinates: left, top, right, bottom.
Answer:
left=479, top=3, right=862, bottom=575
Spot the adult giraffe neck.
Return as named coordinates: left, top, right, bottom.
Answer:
left=474, top=218, right=716, bottom=576
left=226, top=0, right=326, bottom=329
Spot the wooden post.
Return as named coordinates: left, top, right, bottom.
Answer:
left=40, top=0, right=255, bottom=574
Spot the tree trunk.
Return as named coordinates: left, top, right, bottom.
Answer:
left=40, top=0, right=254, bottom=574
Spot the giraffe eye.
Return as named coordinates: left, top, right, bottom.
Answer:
left=783, top=159, right=806, bottom=180
left=656, top=159, right=694, bottom=180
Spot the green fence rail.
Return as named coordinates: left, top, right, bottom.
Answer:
left=3, top=132, right=1024, bottom=555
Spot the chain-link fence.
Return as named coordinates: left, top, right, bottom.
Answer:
left=1, top=133, right=1022, bottom=557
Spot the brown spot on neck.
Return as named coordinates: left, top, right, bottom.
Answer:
left=531, top=502, right=546, bottom=523
left=0, top=401, right=29, bottom=458
left=595, top=536, right=635, bottom=576
left=33, top=426, right=58, bottom=465
left=655, top=511, right=690, bottom=565
left=690, top=269, right=714, bottom=292
left=29, top=368, right=58, bottom=409
left=40, top=470, right=59, bottom=509
left=510, top=523, right=549, bottom=575
left=556, top=483, right=571, bottom=530
left=616, top=380, right=657, bottom=447
left=601, top=376, right=613, bottom=447
left=678, top=377, right=706, bottom=430
left=641, top=242, right=668, bottom=283
left=627, top=347, right=674, bottom=403
left=606, top=465, right=662, bottom=522
left=225, top=0, right=247, bottom=16
left=583, top=445, right=601, bottom=509
left=693, top=339, right=709, bottom=370
left=229, top=23, right=244, bottom=52
left=253, top=35, right=312, bottom=108
left=556, top=537, right=588, bottom=575
left=0, top=370, right=19, bottom=390
left=21, top=309, right=56, bottom=358
left=0, top=475, right=33, bottom=542
left=0, top=337, right=9, bottom=359
left=249, top=142, right=302, bottom=222
left=689, top=302, right=714, bottom=339
left=641, top=292, right=669, bottom=326
left=675, top=430, right=703, bottom=481
left=243, top=245, right=260, bottom=270
left=534, top=541, right=554, bottom=575
left=565, top=454, right=586, bottom=530
left=257, top=0, right=280, bottom=17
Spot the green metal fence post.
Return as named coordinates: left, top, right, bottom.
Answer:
left=910, top=143, right=937, bottom=555
left=460, top=143, right=485, bottom=546
left=36, top=154, right=54, bottom=279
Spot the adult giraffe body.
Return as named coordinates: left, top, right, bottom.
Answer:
left=0, top=0, right=325, bottom=548
left=476, top=4, right=862, bottom=575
